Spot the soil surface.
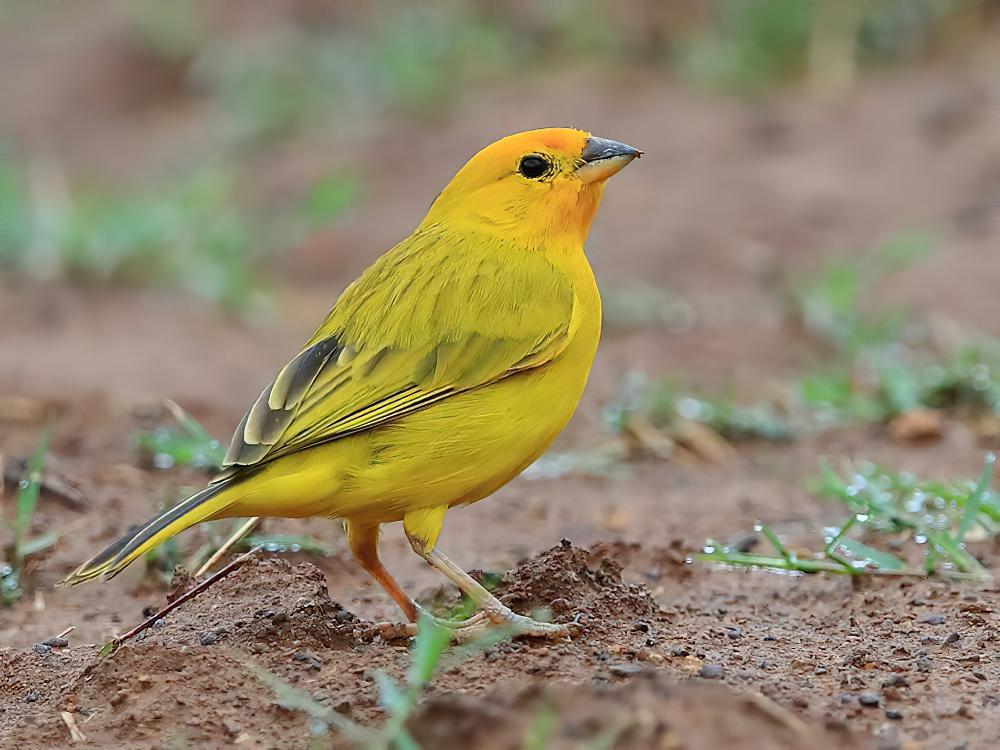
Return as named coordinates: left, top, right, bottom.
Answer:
left=2, top=9, right=1000, bottom=749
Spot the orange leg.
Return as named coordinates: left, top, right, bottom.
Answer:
left=344, top=520, right=419, bottom=623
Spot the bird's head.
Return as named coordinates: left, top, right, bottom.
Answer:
left=420, top=128, right=640, bottom=247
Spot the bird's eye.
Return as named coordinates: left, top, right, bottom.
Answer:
left=518, top=155, right=550, bottom=179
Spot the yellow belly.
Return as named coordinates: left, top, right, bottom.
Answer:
left=223, top=335, right=596, bottom=526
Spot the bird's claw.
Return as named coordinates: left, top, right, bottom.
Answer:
left=377, top=605, right=581, bottom=643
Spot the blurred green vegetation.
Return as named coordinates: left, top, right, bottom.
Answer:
left=0, top=0, right=989, bottom=303
left=595, top=232, right=1000, bottom=463
left=679, top=0, right=962, bottom=92
left=0, top=152, right=357, bottom=309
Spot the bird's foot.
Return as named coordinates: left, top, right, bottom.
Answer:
left=446, top=604, right=579, bottom=644
left=377, top=607, right=579, bottom=643
left=376, top=611, right=489, bottom=641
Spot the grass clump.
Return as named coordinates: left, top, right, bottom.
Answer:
left=189, top=8, right=523, bottom=143
left=605, top=372, right=795, bottom=452
left=787, top=233, right=1000, bottom=429
left=0, top=149, right=358, bottom=309
left=135, top=400, right=225, bottom=473
left=678, top=0, right=959, bottom=92
left=699, top=453, right=996, bottom=580
left=2, top=427, right=57, bottom=605
left=1, top=159, right=268, bottom=309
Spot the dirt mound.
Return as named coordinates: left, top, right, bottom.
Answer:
left=410, top=673, right=868, bottom=750
left=495, top=540, right=663, bottom=639
left=2, top=543, right=876, bottom=748
left=131, top=557, right=373, bottom=651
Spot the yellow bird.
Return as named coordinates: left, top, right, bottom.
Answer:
left=62, top=128, right=640, bottom=639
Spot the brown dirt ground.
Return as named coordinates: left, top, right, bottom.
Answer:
left=2, top=10, right=1000, bottom=750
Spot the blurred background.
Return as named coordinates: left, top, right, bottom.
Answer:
left=2, top=0, right=1000, bottom=633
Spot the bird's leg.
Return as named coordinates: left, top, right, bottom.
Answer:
left=344, top=520, right=486, bottom=639
left=405, top=533, right=576, bottom=642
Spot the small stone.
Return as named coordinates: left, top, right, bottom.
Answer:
left=699, top=663, right=724, bottom=679
left=42, top=637, right=69, bottom=648
left=882, top=675, right=908, bottom=688
left=32, top=644, right=51, bottom=655
left=918, top=613, right=946, bottom=625
left=944, top=632, right=960, bottom=645
left=859, top=692, right=880, bottom=707
left=223, top=719, right=243, bottom=736
left=25, top=691, right=38, bottom=703
left=152, top=619, right=166, bottom=629
left=609, top=663, right=643, bottom=677
left=293, top=650, right=323, bottom=670
left=200, top=632, right=219, bottom=646
left=885, top=708, right=903, bottom=720
left=916, top=657, right=933, bottom=672
left=669, top=645, right=689, bottom=657
left=137, top=675, right=153, bottom=687
left=725, top=627, right=743, bottom=639
left=110, top=690, right=129, bottom=706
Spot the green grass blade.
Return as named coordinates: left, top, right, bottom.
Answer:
left=956, top=453, right=995, bottom=544
left=835, top=538, right=906, bottom=571
left=14, top=425, right=53, bottom=561
left=408, top=614, right=451, bottom=688
left=757, top=523, right=793, bottom=563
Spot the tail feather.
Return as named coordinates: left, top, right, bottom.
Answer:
left=59, top=479, right=236, bottom=586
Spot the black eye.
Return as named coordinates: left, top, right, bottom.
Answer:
left=518, top=155, right=550, bottom=179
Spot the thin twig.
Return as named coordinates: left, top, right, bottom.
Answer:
left=60, top=711, right=87, bottom=743
left=196, top=517, right=261, bottom=576
left=57, top=625, right=75, bottom=639
left=112, top=546, right=262, bottom=648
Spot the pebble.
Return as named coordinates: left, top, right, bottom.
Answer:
left=110, top=690, right=129, bottom=707
left=199, top=632, right=219, bottom=646
left=885, top=708, right=903, bottom=720
left=152, top=619, right=166, bottom=629
left=25, top=691, right=37, bottom=703
left=669, top=645, right=689, bottom=657
left=699, top=663, right=724, bottom=679
left=32, top=644, right=51, bottom=655
left=882, top=675, right=908, bottom=688
left=859, top=692, right=880, bottom=707
left=918, top=613, right=946, bottom=625
left=42, top=637, right=69, bottom=648
left=293, top=650, right=323, bottom=670
left=222, top=719, right=243, bottom=736
left=609, top=662, right=643, bottom=677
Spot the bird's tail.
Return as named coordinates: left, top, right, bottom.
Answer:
left=59, top=478, right=238, bottom=586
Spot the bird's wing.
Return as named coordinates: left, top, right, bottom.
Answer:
left=219, top=232, right=576, bottom=473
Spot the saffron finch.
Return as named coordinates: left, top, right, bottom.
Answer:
left=62, top=128, right=640, bottom=640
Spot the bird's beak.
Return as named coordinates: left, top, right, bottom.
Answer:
left=576, top=136, right=642, bottom=184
